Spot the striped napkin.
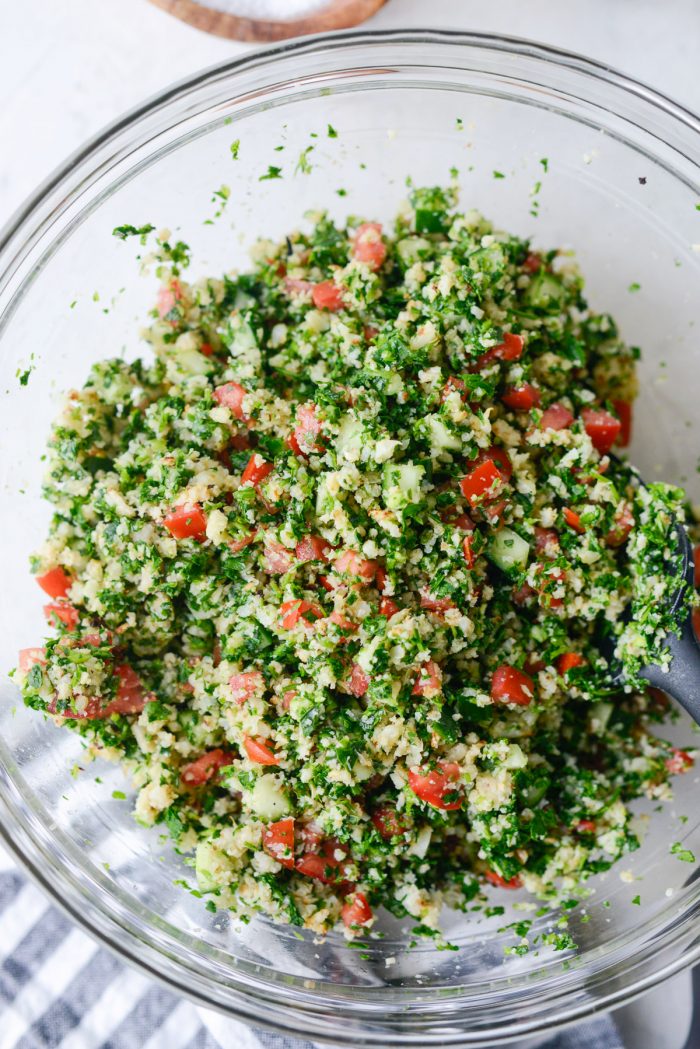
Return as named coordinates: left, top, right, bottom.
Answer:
left=0, top=845, right=625, bottom=1049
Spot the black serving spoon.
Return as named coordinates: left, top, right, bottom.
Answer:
left=601, top=519, right=700, bottom=721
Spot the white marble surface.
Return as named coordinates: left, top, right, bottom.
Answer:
left=1, top=0, right=699, bottom=229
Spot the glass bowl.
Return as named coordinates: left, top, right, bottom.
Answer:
left=1, top=29, right=700, bottom=1047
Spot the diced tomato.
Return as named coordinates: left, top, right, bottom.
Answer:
left=213, top=382, right=249, bottom=421
left=419, top=590, right=455, bottom=614
left=412, top=660, right=443, bottom=697
left=535, top=563, right=565, bottom=609
left=289, top=404, right=324, bottom=457
left=312, top=281, right=345, bottom=311
left=163, top=504, right=207, bottom=540
left=485, top=870, right=522, bottom=889
left=371, top=804, right=407, bottom=840
left=263, top=541, right=294, bottom=575
left=502, top=383, right=540, bottom=411
left=43, top=602, right=79, bottom=631
left=243, top=735, right=279, bottom=766
left=693, top=607, right=700, bottom=643
left=408, top=761, right=462, bottom=810
left=281, top=689, right=296, bottom=710
left=199, top=341, right=214, bottom=357
left=284, top=277, right=314, bottom=297
left=329, top=610, right=357, bottom=634
left=156, top=279, right=182, bottom=320
left=101, top=663, right=149, bottom=716
left=348, top=663, right=370, bottom=697
left=540, top=403, right=573, bottom=431
left=474, top=332, right=524, bottom=370
left=229, top=671, right=264, bottom=706
left=299, top=820, right=324, bottom=853
left=379, top=597, right=400, bottom=618
left=241, top=454, right=274, bottom=486
left=534, top=527, right=560, bottom=557
left=665, top=748, right=694, bottom=774
left=262, top=817, right=295, bottom=869
left=563, top=507, right=584, bottom=533
left=441, top=507, right=476, bottom=531
left=364, top=324, right=379, bottom=342
left=48, top=695, right=104, bottom=720
left=524, top=656, right=546, bottom=675
left=352, top=222, right=386, bottom=271
left=576, top=819, right=596, bottom=834
left=18, top=647, right=46, bottom=673
left=491, top=665, right=535, bottom=706
left=319, top=574, right=334, bottom=592
left=280, top=599, right=323, bottom=629
left=295, top=535, right=330, bottom=563
left=612, top=399, right=633, bottom=447
left=181, top=748, right=233, bottom=786
left=463, top=534, right=476, bottom=568
left=523, top=253, right=542, bottom=273
left=36, top=567, right=72, bottom=599
left=342, top=891, right=373, bottom=929
left=605, top=504, right=634, bottom=548
left=334, top=549, right=378, bottom=584
left=374, top=565, right=387, bottom=593
left=228, top=531, right=256, bottom=554
left=441, top=376, right=468, bottom=402
left=512, top=582, right=535, bottom=606
left=295, top=852, right=338, bottom=883
left=581, top=407, right=621, bottom=455
left=460, top=459, right=504, bottom=506
left=557, top=652, right=585, bottom=675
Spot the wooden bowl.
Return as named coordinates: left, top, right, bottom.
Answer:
left=147, top=0, right=388, bottom=43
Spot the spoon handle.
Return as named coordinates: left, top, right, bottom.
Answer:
left=642, top=613, right=700, bottom=722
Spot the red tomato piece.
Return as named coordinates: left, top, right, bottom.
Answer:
left=694, top=544, right=700, bottom=590
left=312, top=281, right=345, bottom=312
left=352, top=222, right=386, bottom=271
left=485, top=870, right=522, bottom=889
left=563, top=507, right=584, bottom=533
left=491, top=665, right=535, bottom=706
left=534, top=527, right=560, bottom=558
left=612, top=399, right=633, bottom=447
left=199, top=341, right=214, bottom=357
left=463, top=534, right=476, bottom=568
left=181, top=749, right=232, bottom=786
left=371, top=804, right=407, bottom=840
left=262, top=817, right=295, bottom=869
left=156, top=279, right=182, bottom=320
left=295, top=853, right=337, bottom=883
left=412, top=660, right=443, bottom=697
left=605, top=504, right=634, bottom=548
left=523, top=253, right=542, bottom=273
left=348, top=663, right=370, bottom=697
left=18, top=647, right=46, bottom=672
left=229, top=671, right=264, bottom=706
left=48, top=695, right=104, bottom=720
left=576, top=819, right=596, bottom=833
left=408, top=761, right=462, bottom=810
left=581, top=407, right=622, bottom=455
left=163, top=504, right=207, bottom=540
left=535, top=563, right=565, bottom=609
left=288, top=404, right=324, bottom=458
left=328, top=610, right=357, bottom=634
left=43, top=602, right=79, bottom=631
left=441, top=376, right=468, bottom=403
left=502, top=383, right=541, bottom=411
left=284, top=277, right=314, bottom=297
left=334, top=549, right=378, bottom=584
left=295, top=535, right=330, bottom=562
left=243, top=735, right=279, bottom=766
left=228, top=531, right=256, bottom=554
left=694, top=607, right=700, bottom=643
left=213, top=382, right=249, bottom=421
left=473, top=333, right=524, bottom=370
left=379, top=597, right=400, bottom=618
left=280, top=599, right=323, bottom=630
left=665, top=748, right=694, bottom=774
left=342, top=891, right=373, bottom=929
left=241, top=454, right=274, bottom=486
left=540, top=403, right=574, bottom=431
left=263, top=541, right=294, bottom=575
left=36, top=567, right=72, bottom=599
left=419, top=590, right=455, bottom=614
left=557, top=652, right=585, bottom=675
left=460, top=459, right=504, bottom=506
left=102, top=664, right=149, bottom=716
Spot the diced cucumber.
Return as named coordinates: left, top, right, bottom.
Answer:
left=525, top=272, right=565, bottom=310
left=335, top=415, right=364, bottom=459
left=396, top=236, right=431, bottom=266
left=315, top=474, right=336, bottom=518
left=168, top=346, right=211, bottom=377
left=195, top=841, right=226, bottom=893
left=590, top=701, right=614, bottom=734
left=248, top=773, right=291, bottom=819
left=382, top=461, right=425, bottom=511
left=224, top=311, right=261, bottom=377
left=426, top=415, right=461, bottom=455
left=487, top=528, right=530, bottom=573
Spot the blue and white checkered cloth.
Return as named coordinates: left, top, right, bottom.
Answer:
left=0, top=844, right=625, bottom=1049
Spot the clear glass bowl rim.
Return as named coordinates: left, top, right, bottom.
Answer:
left=1, top=28, right=700, bottom=1047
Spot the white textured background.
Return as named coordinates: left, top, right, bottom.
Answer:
left=1, top=0, right=699, bottom=228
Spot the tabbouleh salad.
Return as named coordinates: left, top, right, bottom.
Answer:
left=13, top=184, right=697, bottom=940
